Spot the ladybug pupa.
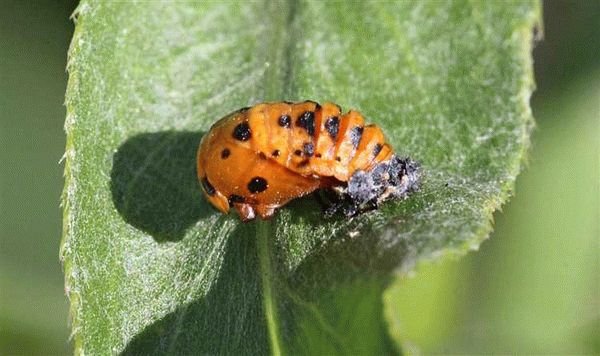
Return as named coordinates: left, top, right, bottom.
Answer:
left=197, top=101, right=419, bottom=221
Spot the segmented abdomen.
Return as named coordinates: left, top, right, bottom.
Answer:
left=243, top=101, right=394, bottom=181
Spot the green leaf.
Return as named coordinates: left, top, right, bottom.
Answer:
left=62, top=1, right=540, bottom=354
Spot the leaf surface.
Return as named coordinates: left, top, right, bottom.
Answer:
left=62, top=1, right=540, bottom=354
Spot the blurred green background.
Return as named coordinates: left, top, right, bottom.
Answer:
left=0, top=1, right=597, bottom=354
left=1, top=1, right=77, bottom=355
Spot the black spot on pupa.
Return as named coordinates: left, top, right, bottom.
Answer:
left=221, top=148, right=231, bottom=159
left=258, top=152, right=267, bottom=160
left=272, top=149, right=280, bottom=157
left=325, top=116, right=339, bottom=140
left=294, top=149, right=303, bottom=156
left=303, top=142, right=314, bottom=157
left=278, top=115, right=291, bottom=128
left=373, top=143, right=383, bottom=157
left=350, top=126, right=364, bottom=148
left=247, top=177, right=268, bottom=193
left=233, top=122, right=251, bottom=141
left=315, top=153, right=322, bottom=158
left=201, top=177, right=216, bottom=196
left=228, top=194, right=245, bottom=204
left=335, top=156, right=341, bottom=162
left=296, top=111, right=315, bottom=136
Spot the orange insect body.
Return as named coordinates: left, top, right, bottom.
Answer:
left=197, top=101, right=418, bottom=221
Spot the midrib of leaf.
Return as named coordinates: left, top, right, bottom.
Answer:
left=257, top=220, right=282, bottom=356
left=255, top=1, right=296, bottom=355
left=256, top=0, right=293, bottom=102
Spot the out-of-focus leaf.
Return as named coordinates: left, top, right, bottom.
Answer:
left=62, top=1, right=540, bottom=354
left=385, top=71, right=600, bottom=354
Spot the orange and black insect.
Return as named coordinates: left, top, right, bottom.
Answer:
left=197, top=101, right=419, bottom=221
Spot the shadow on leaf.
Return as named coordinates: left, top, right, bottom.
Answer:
left=121, top=218, right=402, bottom=355
left=110, top=131, right=215, bottom=242
left=121, top=223, right=270, bottom=355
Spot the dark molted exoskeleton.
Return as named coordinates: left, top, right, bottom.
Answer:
left=320, top=156, right=420, bottom=217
